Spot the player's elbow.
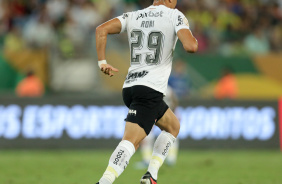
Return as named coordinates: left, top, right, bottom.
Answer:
left=183, top=40, right=198, bottom=53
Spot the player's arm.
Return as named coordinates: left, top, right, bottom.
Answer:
left=177, top=29, right=198, bottom=53
left=96, top=18, right=121, bottom=77
left=174, top=10, right=198, bottom=53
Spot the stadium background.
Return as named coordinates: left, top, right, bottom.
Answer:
left=0, top=0, right=282, bottom=184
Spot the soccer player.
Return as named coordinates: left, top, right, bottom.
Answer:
left=95, top=0, right=198, bottom=183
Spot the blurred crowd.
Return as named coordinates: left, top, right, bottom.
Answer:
left=0, top=0, right=104, bottom=58
left=180, top=0, right=282, bottom=55
left=0, top=0, right=282, bottom=56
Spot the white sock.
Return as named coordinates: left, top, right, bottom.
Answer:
left=99, top=140, right=135, bottom=184
left=140, top=132, right=155, bottom=164
left=148, top=131, right=176, bottom=180
left=166, top=138, right=179, bottom=165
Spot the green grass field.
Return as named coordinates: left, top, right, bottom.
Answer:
left=0, top=150, right=281, bottom=184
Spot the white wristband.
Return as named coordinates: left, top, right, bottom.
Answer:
left=98, top=60, right=107, bottom=68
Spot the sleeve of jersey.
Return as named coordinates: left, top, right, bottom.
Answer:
left=117, top=13, right=130, bottom=33
left=174, top=11, right=190, bottom=34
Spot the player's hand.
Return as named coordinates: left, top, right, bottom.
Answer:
left=100, top=64, right=119, bottom=77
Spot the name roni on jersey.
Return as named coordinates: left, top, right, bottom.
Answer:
left=141, top=21, right=154, bottom=28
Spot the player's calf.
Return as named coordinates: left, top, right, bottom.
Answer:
left=155, top=108, right=180, bottom=138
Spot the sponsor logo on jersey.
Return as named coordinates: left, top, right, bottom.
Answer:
left=125, top=70, right=149, bottom=83
left=176, top=15, right=183, bottom=26
left=122, top=13, right=128, bottom=19
left=136, top=11, right=164, bottom=20
left=129, top=109, right=137, bottom=116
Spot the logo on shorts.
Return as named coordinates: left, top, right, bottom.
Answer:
left=129, top=109, right=137, bottom=116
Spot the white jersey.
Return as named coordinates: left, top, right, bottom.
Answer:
left=117, top=5, right=190, bottom=95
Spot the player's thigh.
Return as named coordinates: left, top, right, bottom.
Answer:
left=155, top=108, right=180, bottom=137
left=122, top=121, right=147, bottom=150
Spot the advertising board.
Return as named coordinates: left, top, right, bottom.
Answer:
left=0, top=97, right=280, bottom=149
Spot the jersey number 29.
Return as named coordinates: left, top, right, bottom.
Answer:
left=130, top=30, right=164, bottom=65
